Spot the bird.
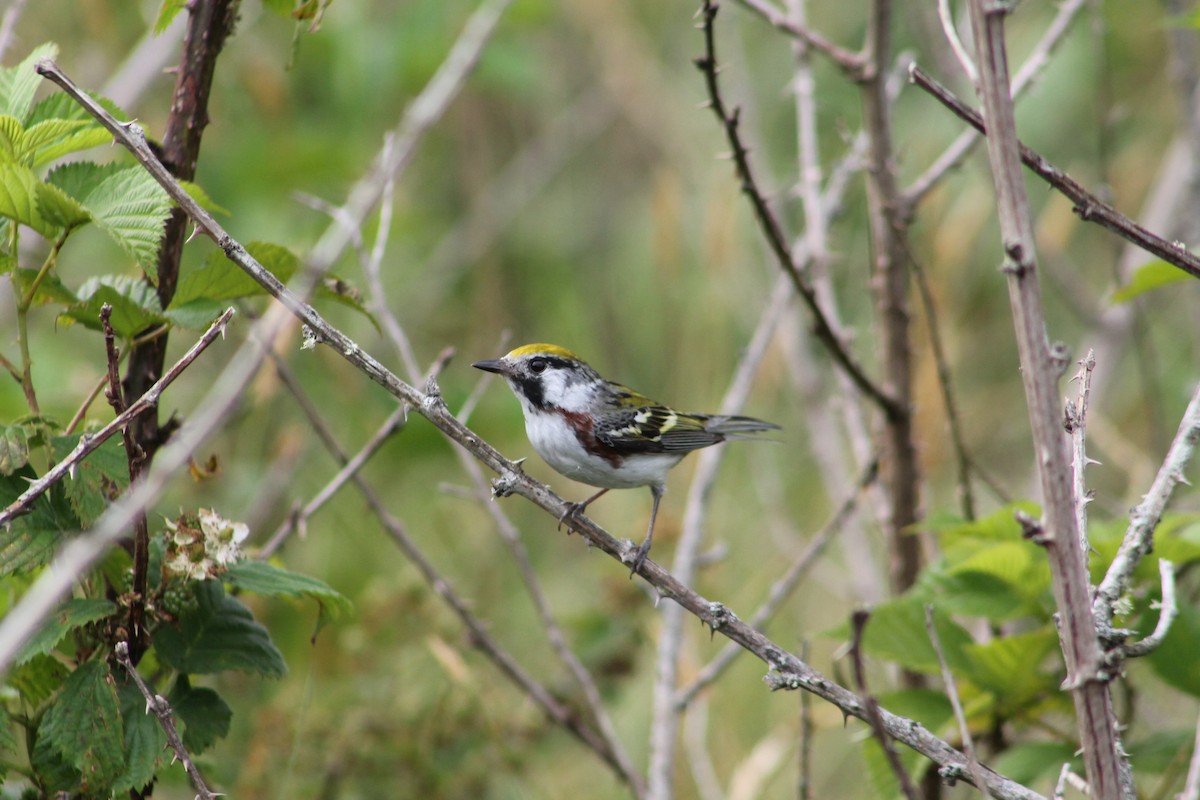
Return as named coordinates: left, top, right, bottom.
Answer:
left=472, top=343, right=779, bottom=575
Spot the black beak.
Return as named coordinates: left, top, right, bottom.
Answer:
left=472, top=358, right=507, bottom=375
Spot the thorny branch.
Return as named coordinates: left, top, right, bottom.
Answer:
left=0, top=308, right=235, bottom=528
left=100, top=306, right=151, bottom=665
left=21, top=58, right=1054, bottom=800
left=115, top=641, right=217, bottom=800
left=910, top=65, right=1200, bottom=282
left=694, top=0, right=901, bottom=420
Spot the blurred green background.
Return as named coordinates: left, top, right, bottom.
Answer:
left=2, top=0, right=1198, bottom=797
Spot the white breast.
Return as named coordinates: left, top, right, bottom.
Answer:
left=522, top=410, right=683, bottom=490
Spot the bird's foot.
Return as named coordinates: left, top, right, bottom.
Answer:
left=557, top=500, right=587, bottom=533
left=626, top=537, right=652, bottom=578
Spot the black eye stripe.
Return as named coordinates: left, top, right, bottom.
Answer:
left=527, top=356, right=574, bottom=372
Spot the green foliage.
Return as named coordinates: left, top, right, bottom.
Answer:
left=37, top=660, right=125, bottom=793
left=1111, top=259, right=1191, bottom=304
left=169, top=677, right=233, bottom=753
left=154, top=580, right=287, bottom=677
left=113, top=681, right=167, bottom=794
left=0, top=465, right=75, bottom=575
left=226, top=558, right=353, bottom=636
left=15, top=597, right=118, bottom=664
left=50, top=435, right=129, bottom=527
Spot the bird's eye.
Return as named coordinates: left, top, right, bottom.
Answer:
left=529, top=358, right=548, bottom=374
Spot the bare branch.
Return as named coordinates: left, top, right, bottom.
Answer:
left=926, top=605, right=990, bottom=797
left=730, top=0, right=866, bottom=76
left=1179, top=709, right=1200, bottom=800
left=910, top=65, right=1200, bottom=283
left=965, top=0, right=1128, bottom=795
left=1095, top=381, right=1200, bottom=628
left=115, top=641, right=217, bottom=800
left=1066, top=351, right=1097, bottom=554
left=29, top=57, right=1050, bottom=800
left=0, top=308, right=235, bottom=529
left=1120, top=560, right=1177, bottom=659
left=694, top=0, right=900, bottom=419
left=674, top=455, right=878, bottom=709
left=937, top=0, right=976, bottom=84
left=849, top=610, right=921, bottom=800
left=906, top=0, right=1087, bottom=206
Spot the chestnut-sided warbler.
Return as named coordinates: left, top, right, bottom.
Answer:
left=473, top=343, right=779, bottom=574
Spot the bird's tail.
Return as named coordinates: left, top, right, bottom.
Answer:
left=702, top=415, right=780, bottom=439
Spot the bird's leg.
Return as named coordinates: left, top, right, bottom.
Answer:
left=558, top=488, right=609, bottom=532
left=628, top=484, right=664, bottom=577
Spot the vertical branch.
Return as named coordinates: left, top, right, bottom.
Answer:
left=860, top=0, right=922, bottom=603
left=1066, top=351, right=1096, bottom=554
left=122, top=0, right=238, bottom=459
left=965, top=1, right=1127, bottom=797
left=100, top=305, right=150, bottom=664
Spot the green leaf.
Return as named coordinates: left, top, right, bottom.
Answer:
left=16, top=597, right=118, bottom=664
left=155, top=0, right=189, bottom=33
left=0, top=706, right=15, bottom=777
left=51, top=434, right=129, bottom=527
left=989, top=741, right=1079, bottom=786
left=11, top=266, right=79, bottom=306
left=154, top=580, right=287, bottom=677
left=0, top=43, right=58, bottom=123
left=169, top=677, right=232, bottom=752
left=841, top=598, right=974, bottom=675
left=317, top=274, right=380, bottom=330
left=163, top=297, right=229, bottom=331
left=172, top=240, right=299, bottom=307
left=31, top=123, right=112, bottom=168
left=960, top=629, right=1060, bottom=704
left=0, top=114, right=22, bottom=162
left=874, top=689, right=953, bottom=734
left=0, top=423, right=30, bottom=474
left=8, top=652, right=70, bottom=707
left=178, top=179, right=230, bottom=215
left=36, top=177, right=91, bottom=230
left=112, top=679, right=166, bottom=793
left=0, top=162, right=58, bottom=236
left=39, top=659, right=126, bottom=793
left=30, top=723, right=81, bottom=794
left=62, top=274, right=166, bottom=338
left=227, top=559, right=352, bottom=637
left=81, top=165, right=174, bottom=273
left=925, top=502, right=1041, bottom=545
left=1111, top=259, right=1192, bottom=304
left=1146, top=603, right=1200, bottom=697
left=0, top=465, right=76, bottom=575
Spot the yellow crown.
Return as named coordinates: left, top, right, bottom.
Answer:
left=506, top=343, right=583, bottom=361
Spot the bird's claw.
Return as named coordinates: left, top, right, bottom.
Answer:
left=626, top=538, right=652, bottom=578
left=557, top=501, right=587, bottom=533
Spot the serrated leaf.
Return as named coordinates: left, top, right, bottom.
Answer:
left=834, top=598, right=974, bottom=675
left=154, top=580, right=286, bottom=677
left=0, top=43, right=58, bottom=123
left=16, top=598, right=118, bottom=664
left=32, top=125, right=112, bottom=168
left=36, top=178, right=90, bottom=230
left=0, top=423, right=30, bottom=474
left=62, top=275, right=166, bottom=338
left=1111, top=260, right=1192, bottom=304
left=989, top=741, right=1080, bottom=786
left=12, top=266, right=78, bottom=306
left=0, top=114, right=22, bottom=162
left=0, top=705, right=15, bottom=763
left=0, top=162, right=57, bottom=236
left=51, top=434, right=129, bottom=527
left=163, top=298, right=228, bottom=330
left=227, top=559, right=352, bottom=637
left=8, top=652, right=70, bottom=706
left=169, top=677, right=232, bottom=752
left=39, top=659, right=125, bottom=792
left=81, top=166, right=174, bottom=273
left=45, top=160, right=124, bottom=201
left=29, top=90, right=130, bottom=129
left=0, top=465, right=76, bottom=575
left=112, top=679, right=166, bottom=792
left=172, top=240, right=299, bottom=307
left=961, top=630, right=1060, bottom=704
left=924, top=501, right=1041, bottom=544
left=30, top=721, right=80, bottom=793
